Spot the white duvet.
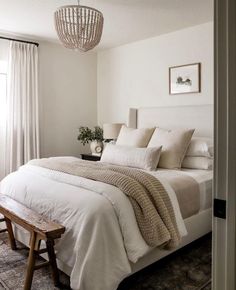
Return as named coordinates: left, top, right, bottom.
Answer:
left=0, top=157, right=186, bottom=290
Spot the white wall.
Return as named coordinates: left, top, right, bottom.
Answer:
left=97, top=22, right=213, bottom=125
left=0, top=21, right=213, bottom=161
left=39, top=42, right=97, bottom=157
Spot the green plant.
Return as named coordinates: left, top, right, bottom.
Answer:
left=77, top=126, right=103, bottom=146
left=92, top=126, right=103, bottom=142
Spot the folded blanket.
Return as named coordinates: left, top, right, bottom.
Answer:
left=29, top=158, right=180, bottom=248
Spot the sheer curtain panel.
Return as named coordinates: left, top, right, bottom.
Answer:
left=0, top=60, right=7, bottom=180
left=5, top=41, right=40, bottom=174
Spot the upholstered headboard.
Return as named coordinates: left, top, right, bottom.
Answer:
left=128, top=105, right=213, bottom=138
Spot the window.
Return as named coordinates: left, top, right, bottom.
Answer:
left=0, top=60, right=7, bottom=180
left=0, top=60, right=7, bottom=125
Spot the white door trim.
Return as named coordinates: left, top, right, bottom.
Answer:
left=213, top=0, right=236, bottom=289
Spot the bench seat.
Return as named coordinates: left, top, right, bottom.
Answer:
left=0, top=194, right=65, bottom=290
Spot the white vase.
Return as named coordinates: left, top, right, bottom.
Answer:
left=90, top=140, right=103, bottom=156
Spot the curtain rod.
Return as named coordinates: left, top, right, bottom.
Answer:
left=0, top=36, right=39, bottom=47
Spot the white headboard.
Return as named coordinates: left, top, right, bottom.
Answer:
left=128, top=105, right=213, bottom=138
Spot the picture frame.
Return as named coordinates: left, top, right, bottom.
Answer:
left=169, top=63, right=201, bottom=95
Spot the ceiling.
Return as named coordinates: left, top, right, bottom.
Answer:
left=0, top=0, right=213, bottom=50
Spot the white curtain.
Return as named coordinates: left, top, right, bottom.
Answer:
left=0, top=59, right=8, bottom=180
left=5, top=41, right=40, bottom=174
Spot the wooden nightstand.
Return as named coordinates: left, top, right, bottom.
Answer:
left=81, top=154, right=101, bottom=161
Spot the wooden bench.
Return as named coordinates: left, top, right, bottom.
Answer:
left=0, top=194, right=65, bottom=290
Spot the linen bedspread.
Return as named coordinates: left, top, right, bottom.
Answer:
left=0, top=157, right=186, bottom=290
left=29, top=157, right=181, bottom=248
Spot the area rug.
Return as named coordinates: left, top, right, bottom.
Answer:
left=117, top=234, right=212, bottom=290
left=0, top=233, right=211, bottom=290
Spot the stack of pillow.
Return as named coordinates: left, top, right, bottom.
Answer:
left=101, top=125, right=213, bottom=171
left=182, top=137, right=213, bottom=170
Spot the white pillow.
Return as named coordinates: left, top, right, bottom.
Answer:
left=148, top=127, right=195, bottom=169
left=116, top=125, right=154, bottom=147
left=182, top=156, right=213, bottom=170
left=101, top=144, right=162, bottom=171
left=186, top=137, right=213, bottom=157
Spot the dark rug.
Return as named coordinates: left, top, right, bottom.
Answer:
left=117, top=234, right=212, bottom=290
left=0, top=233, right=211, bottom=290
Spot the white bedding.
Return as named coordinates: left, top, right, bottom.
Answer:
left=0, top=158, right=187, bottom=290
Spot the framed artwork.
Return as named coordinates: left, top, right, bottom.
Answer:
left=169, top=63, right=201, bottom=95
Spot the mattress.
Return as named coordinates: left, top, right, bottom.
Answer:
left=150, top=169, right=213, bottom=219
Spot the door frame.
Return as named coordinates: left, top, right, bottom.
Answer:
left=213, top=0, right=236, bottom=289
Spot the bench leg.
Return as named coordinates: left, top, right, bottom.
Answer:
left=46, top=239, right=60, bottom=287
left=5, top=217, right=17, bottom=250
left=24, top=232, right=38, bottom=290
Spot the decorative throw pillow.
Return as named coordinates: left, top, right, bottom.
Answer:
left=185, top=137, right=213, bottom=157
left=116, top=125, right=154, bottom=147
left=182, top=156, right=213, bottom=170
left=101, top=144, right=162, bottom=171
left=148, top=127, right=195, bottom=169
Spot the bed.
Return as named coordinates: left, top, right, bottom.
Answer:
left=0, top=105, right=213, bottom=290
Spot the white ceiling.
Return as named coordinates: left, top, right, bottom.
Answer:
left=0, top=0, right=213, bottom=50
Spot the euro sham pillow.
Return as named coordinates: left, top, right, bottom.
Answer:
left=100, top=143, right=162, bottom=171
left=182, top=156, right=213, bottom=170
left=185, top=137, right=213, bottom=157
left=147, top=127, right=195, bottom=169
left=116, top=125, right=154, bottom=147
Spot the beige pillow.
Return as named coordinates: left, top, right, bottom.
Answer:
left=101, top=144, right=162, bottom=171
left=182, top=156, right=213, bottom=170
left=148, top=127, right=195, bottom=169
left=186, top=137, right=213, bottom=157
left=116, top=125, right=154, bottom=147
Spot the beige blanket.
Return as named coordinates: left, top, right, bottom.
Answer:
left=152, top=170, right=201, bottom=219
left=167, top=174, right=200, bottom=219
left=29, top=158, right=181, bottom=248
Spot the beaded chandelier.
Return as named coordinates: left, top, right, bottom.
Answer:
left=54, top=3, right=104, bottom=52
